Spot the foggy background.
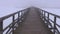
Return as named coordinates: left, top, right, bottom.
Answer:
left=0, top=0, right=60, bottom=17
left=0, top=0, right=60, bottom=10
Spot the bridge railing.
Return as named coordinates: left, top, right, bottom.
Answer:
left=0, top=8, right=30, bottom=34
left=38, top=9, right=60, bottom=34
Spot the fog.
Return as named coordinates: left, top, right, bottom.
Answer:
left=32, top=0, right=60, bottom=8
left=0, top=0, right=60, bottom=9
left=0, top=0, right=60, bottom=17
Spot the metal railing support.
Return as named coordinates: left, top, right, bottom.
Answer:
left=0, top=20, right=3, bottom=34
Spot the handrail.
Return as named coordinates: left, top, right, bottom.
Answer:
left=38, top=8, right=60, bottom=34
left=0, top=8, right=30, bottom=34
left=44, top=10, right=60, bottom=18
left=0, top=10, right=23, bottom=21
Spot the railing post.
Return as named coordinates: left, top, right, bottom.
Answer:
left=47, top=13, right=49, bottom=27
left=44, top=11, right=45, bottom=22
left=21, top=11, right=23, bottom=18
left=39, top=9, right=41, bottom=18
left=12, top=15, right=15, bottom=34
left=42, top=10, right=43, bottom=19
left=18, top=12, right=20, bottom=25
left=18, top=12, right=20, bottom=21
left=54, top=16, right=56, bottom=34
left=41, top=10, right=42, bottom=18
left=0, top=20, right=3, bottom=34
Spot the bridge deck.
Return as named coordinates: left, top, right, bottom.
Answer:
left=14, top=8, right=53, bottom=34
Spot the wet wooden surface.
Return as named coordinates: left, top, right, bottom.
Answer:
left=14, top=8, right=53, bottom=34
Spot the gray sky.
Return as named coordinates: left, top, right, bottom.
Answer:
left=0, top=0, right=60, bottom=9
left=28, top=0, right=60, bottom=8
left=0, top=0, right=30, bottom=8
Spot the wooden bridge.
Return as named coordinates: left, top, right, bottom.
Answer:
left=0, top=7, right=60, bottom=34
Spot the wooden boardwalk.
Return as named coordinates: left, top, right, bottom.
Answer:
left=14, top=8, right=53, bottom=34
left=0, top=7, right=60, bottom=34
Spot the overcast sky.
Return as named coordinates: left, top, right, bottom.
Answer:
left=33, top=0, right=60, bottom=8
left=0, top=0, right=30, bottom=9
left=0, top=0, right=60, bottom=9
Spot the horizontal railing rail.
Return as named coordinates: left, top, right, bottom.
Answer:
left=38, top=8, right=60, bottom=34
left=0, top=8, right=30, bottom=34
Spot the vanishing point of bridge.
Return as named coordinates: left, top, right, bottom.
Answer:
left=0, top=7, right=60, bottom=34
